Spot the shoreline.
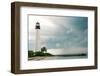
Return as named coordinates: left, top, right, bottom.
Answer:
left=28, top=54, right=87, bottom=61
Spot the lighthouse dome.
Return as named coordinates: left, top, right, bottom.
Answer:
left=36, top=22, right=40, bottom=24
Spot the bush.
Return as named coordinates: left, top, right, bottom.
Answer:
left=28, top=51, right=34, bottom=57
left=28, top=50, right=53, bottom=57
left=35, top=51, right=45, bottom=56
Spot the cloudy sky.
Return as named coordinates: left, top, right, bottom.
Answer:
left=28, top=15, right=88, bottom=55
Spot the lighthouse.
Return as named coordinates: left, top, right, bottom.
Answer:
left=35, top=22, right=41, bottom=52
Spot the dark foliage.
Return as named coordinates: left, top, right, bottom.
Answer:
left=28, top=50, right=53, bottom=58
left=41, top=47, right=47, bottom=53
left=28, top=51, right=34, bottom=57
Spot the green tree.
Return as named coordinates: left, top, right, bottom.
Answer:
left=41, top=47, right=47, bottom=53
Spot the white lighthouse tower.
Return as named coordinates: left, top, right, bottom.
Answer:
left=35, top=22, right=41, bottom=52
